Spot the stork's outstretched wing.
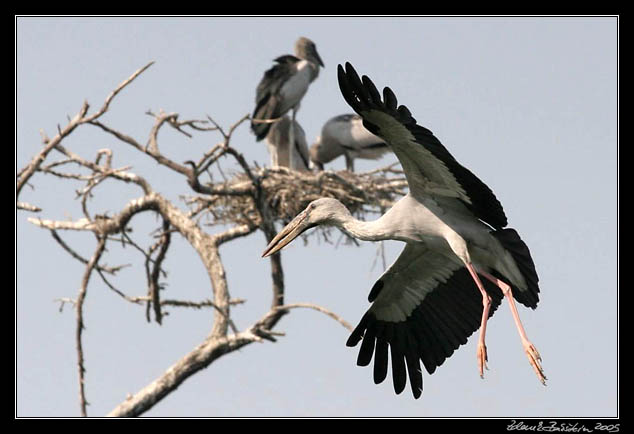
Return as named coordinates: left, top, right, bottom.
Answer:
left=347, top=243, right=504, bottom=398
left=337, top=62, right=507, bottom=230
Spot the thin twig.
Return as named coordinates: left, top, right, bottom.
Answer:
left=273, top=303, right=354, bottom=332
left=50, top=230, right=124, bottom=274
left=82, top=62, right=155, bottom=123
left=17, top=62, right=154, bottom=197
left=54, top=297, right=77, bottom=313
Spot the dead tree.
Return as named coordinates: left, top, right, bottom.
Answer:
left=16, top=62, right=407, bottom=417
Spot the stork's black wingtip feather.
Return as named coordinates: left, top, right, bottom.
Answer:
left=368, top=279, right=384, bottom=303
left=362, top=75, right=382, bottom=106
left=346, top=312, right=370, bottom=347
left=343, top=63, right=363, bottom=90
left=383, top=86, right=398, bottom=112
left=338, top=63, right=359, bottom=114
left=346, top=333, right=360, bottom=347
left=336, top=65, right=345, bottom=93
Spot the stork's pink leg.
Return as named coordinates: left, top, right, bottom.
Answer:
left=479, top=271, right=547, bottom=385
left=465, top=263, right=492, bottom=379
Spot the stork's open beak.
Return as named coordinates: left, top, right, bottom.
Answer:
left=262, top=209, right=312, bottom=258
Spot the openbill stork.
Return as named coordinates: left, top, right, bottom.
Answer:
left=262, top=62, right=545, bottom=399
left=310, top=114, right=391, bottom=171
left=251, top=37, right=323, bottom=170
left=265, top=115, right=310, bottom=171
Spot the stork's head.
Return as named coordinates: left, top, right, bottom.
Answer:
left=262, top=198, right=349, bottom=257
left=295, top=37, right=324, bottom=68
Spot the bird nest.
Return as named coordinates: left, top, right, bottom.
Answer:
left=189, top=165, right=408, bottom=232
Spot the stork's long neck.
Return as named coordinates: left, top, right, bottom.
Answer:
left=335, top=212, right=391, bottom=242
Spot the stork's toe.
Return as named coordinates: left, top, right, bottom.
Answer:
left=523, top=340, right=547, bottom=385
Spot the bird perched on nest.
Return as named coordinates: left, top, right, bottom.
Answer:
left=251, top=37, right=323, bottom=171
left=310, top=114, right=391, bottom=172
left=265, top=116, right=310, bottom=171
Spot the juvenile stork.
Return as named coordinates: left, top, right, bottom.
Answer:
left=265, top=115, right=310, bottom=171
left=251, top=37, right=324, bottom=170
left=310, top=114, right=391, bottom=171
left=262, top=63, right=545, bottom=399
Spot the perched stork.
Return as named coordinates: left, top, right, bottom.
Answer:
left=265, top=115, right=310, bottom=171
left=262, top=63, right=545, bottom=399
left=251, top=37, right=323, bottom=170
left=310, top=114, right=391, bottom=171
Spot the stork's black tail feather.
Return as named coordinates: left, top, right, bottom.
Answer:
left=491, top=228, right=540, bottom=309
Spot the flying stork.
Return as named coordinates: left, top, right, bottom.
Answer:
left=265, top=115, right=311, bottom=171
left=251, top=37, right=324, bottom=170
left=310, top=114, right=392, bottom=172
left=262, top=62, right=545, bottom=399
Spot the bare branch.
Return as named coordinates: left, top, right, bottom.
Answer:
left=272, top=303, right=354, bottom=332
left=89, top=120, right=145, bottom=153
left=29, top=217, right=95, bottom=232
left=212, top=222, right=257, bottom=246
left=106, top=329, right=258, bottom=417
left=90, top=116, right=192, bottom=177
left=82, top=62, right=155, bottom=123
left=249, top=115, right=284, bottom=125
left=105, top=296, right=350, bottom=417
left=145, top=111, right=216, bottom=137
left=148, top=220, right=171, bottom=324
left=206, top=114, right=255, bottom=181
left=53, top=140, right=152, bottom=195
left=17, top=201, right=41, bottom=212
left=146, top=110, right=178, bottom=153
left=16, top=101, right=89, bottom=196
left=50, top=230, right=125, bottom=274
left=54, top=297, right=77, bottom=313
left=76, top=236, right=107, bottom=417
left=160, top=298, right=213, bottom=309
left=17, top=62, right=154, bottom=198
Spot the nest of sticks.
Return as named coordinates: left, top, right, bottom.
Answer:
left=190, top=164, right=408, bottom=236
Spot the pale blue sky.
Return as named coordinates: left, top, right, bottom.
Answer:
left=16, top=16, right=618, bottom=417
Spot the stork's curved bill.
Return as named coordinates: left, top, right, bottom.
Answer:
left=262, top=208, right=314, bottom=258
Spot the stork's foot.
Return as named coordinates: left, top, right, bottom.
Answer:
left=523, top=339, right=547, bottom=385
left=477, top=342, right=488, bottom=379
